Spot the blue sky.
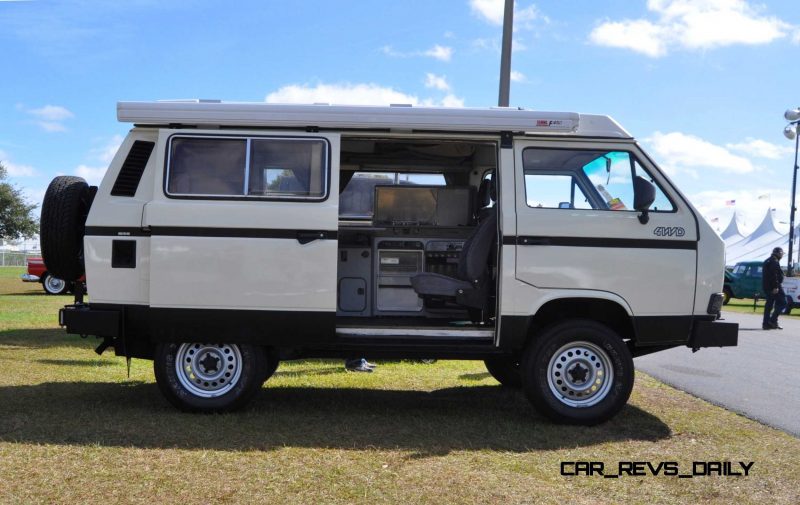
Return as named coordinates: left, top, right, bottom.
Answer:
left=1, top=0, right=798, bottom=235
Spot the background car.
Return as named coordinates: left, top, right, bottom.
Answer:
left=20, top=256, right=84, bottom=295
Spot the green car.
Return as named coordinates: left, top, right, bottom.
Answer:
left=723, top=261, right=765, bottom=305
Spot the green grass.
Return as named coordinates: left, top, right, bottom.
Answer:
left=723, top=296, right=798, bottom=317
left=1, top=266, right=799, bottom=504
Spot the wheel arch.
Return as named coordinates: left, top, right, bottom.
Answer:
left=505, top=295, right=636, bottom=351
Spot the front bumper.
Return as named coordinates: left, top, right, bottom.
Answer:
left=20, top=273, right=40, bottom=282
left=687, top=320, right=738, bottom=350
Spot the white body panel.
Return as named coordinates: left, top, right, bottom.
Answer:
left=511, top=139, right=698, bottom=317
left=142, top=129, right=340, bottom=312
left=82, top=102, right=727, bottom=345
left=84, top=129, right=158, bottom=304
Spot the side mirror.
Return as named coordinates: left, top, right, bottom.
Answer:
left=633, top=176, right=656, bottom=224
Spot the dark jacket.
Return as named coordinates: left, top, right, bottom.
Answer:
left=762, top=255, right=784, bottom=292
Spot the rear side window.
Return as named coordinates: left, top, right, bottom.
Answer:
left=168, top=138, right=246, bottom=196
left=166, top=136, right=328, bottom=200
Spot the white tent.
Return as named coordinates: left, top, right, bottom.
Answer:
left=720, top=212, right=746, bottom=248
left=724, top=210, right=796, bottom=267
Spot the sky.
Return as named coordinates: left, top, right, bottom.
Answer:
left=1, top=0, right=799, bottom=237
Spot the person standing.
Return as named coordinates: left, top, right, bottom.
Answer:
left=762, top=247, right=786, bottom=330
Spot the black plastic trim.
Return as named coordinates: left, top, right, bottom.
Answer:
left=687, top=320, right=738, bottom=349
left=85, top=226, right=338, bottom=240
left=163, top=133, right=333, bottom=203
left=503, top=235, right=697, bottom=250
left=110, top=140, right=155, bottom=197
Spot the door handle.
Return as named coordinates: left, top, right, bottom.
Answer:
left=297, top=231, right=327, bottom=245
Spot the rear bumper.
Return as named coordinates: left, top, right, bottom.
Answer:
left=59, top=305, right=120, bottom=337
left=20, top=273, right=40, bottom=282
left=687, top=320, right=738, bottom=349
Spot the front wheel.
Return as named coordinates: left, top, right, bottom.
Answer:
left=521, top=319, right=634, bottom=425
left=722, top=287, right=732, bottom=305
left=785, top=297, right=793, bottom=315
left=41, top=273, right=69, bottom=295
left=154, top=342, right=266, bottom=413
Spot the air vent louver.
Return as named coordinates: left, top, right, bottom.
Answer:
left=110, top=140, right=155, bottom=197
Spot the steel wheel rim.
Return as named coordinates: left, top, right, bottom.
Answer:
left=45, top=276, right=66, bottom=293
left=547, top=341, right=614, bottom=408
left=175, top=343, right=242, bottom=398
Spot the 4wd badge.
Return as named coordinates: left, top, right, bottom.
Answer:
left=653, top=226, right=686, bottom=237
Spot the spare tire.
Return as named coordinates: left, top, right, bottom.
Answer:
left=40, top=176, right=96, bottom=280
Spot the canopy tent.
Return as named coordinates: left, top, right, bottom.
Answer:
left=720, top=212, right=746, bottom=248
left=723, top=210, right=797, bottom=267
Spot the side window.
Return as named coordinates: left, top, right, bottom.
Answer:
left=168, top=138, right=246, bottom=195
left=581, top=151, right=674, bottom=212
left=248, top=139, right=327, bottom=198
left=524, top=174, right=592, bottom=209
left=522, top=148, right=675, bottom=212
left=167, top=136, right=328, bottom=199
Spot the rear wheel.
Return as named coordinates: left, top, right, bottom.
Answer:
left=154, top=342, right=266, bottom=413
left=521, top=319, right=634, bottom=425
left=785, top=297, right=793, bottom=315
left=484, top=357, right=522, bottom=388
left=262, top=347, right=280, bottom=384
left=41, top=273, right=69, bottom=295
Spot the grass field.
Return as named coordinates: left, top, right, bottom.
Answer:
left=1, top=266, right=799, bottom=504
left=723, top=296, right=798, bottom=318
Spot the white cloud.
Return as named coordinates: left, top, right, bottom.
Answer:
left=691, top=188, right=791, bottom=236
left=726, top=138, right=795, bottom=160
left=0, top=150, right=37, bottom=177
left=424, top=45, right=453, bottom=62
left=90, top=134, right=124, bottom=165
left=470, top=0, right=547, bottom=27
left=28, top=105, right=73, bottom=121
left=424, top=73, right=450, bottom=91
left=793, top=31, right=800, bottom=44
left=75, top=165, right=106, bottom=186
left=267, top=83, right=419, bottom=106
left=266, top=82, right=464, bottom=108
left=438, top=94, right=465, bottom=108
left=26, top=104, right=74, bottom=132
left=510, top=70, right=526, bottom=82
left=381, top=44, right=453, bottom=62
left=590, top=0, right=791, bottom=57
left=590, top=19, right=668, bottom=58
left=645, top=131, right=756, bottom=174
left=470, top=0, right=505, bottom=25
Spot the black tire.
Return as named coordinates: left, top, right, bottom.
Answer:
left=262, top=347, right=280, bottom=384
left=41, top=272, right=69, bottom=295
left=521, top=319, right=634, bottom=425
left=484, top=357, right=522, bottom=388
left=40, top=176, right=96, bottom=281
left=722, top=287, right=732, bottom=305
left=154, top=342, right=266, bottom=413
left=785, top=298, right=793, bottom=315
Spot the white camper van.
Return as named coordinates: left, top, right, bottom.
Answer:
left=42, top=101, right=737, bottom=425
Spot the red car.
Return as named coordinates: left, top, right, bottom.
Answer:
left=20, top=257, right=84, bottom=295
